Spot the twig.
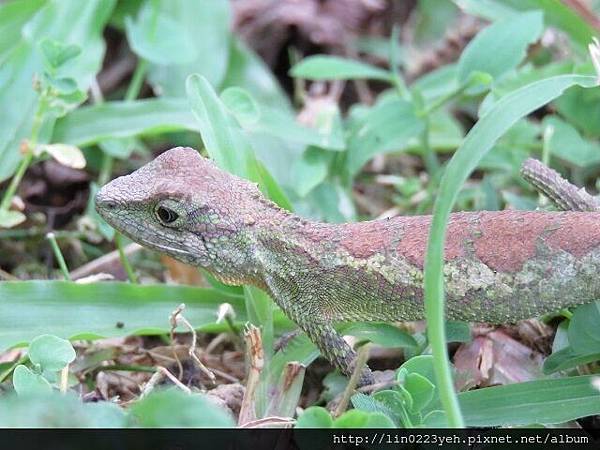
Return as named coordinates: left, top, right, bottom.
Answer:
left=140, top=366, right=191, bottom=398
left=70, top=243, right=142, bottom=280
left=239, top=416, right=295, bottom=428
left=209, top=367, right=240, bottom=384
left=169, top=304, right=216, bottom=384
left=333, top=344, right=370, bottom=418
left=238, top=324, right=264, bottom=426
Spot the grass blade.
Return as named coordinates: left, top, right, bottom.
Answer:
left=0, top=281, right=246, bottom=350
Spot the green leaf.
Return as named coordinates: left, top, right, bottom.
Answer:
left=397, top=355, right=436, bottom=385
left=568, top=301, right=600, bottom=355
left=145, top=0, right=231, bottom=95
left=28, top=335, right=76, bottom=372
left=221, top=86, right=260, bottom=125
left=0, top=0, right=115, bottom=182
left=295, top=406, right=333, bottom=428
left=297, top=180, right=357, bottom=223
left=396, top=355, right=440, bottom=421
left=480, top=61, right=575, bottom=114
left=333, top=409, right=396, bottom=428
left=0, top=281, right=246, bottom=351
left=461, top=0, right=597, bottom=52
left=124, top=0, right=197, bottom=65
left=186, top=73, right=249, bottom=176
left=351, top=392, right=400, bottom=426
left=411, top=64, right=460, bottom=105
left=248, top=157, right=294, bottom=211
left=341, top=322, right=418, bottom=349
left=245, top=105, right=345, bottom=151
left=291, top=147, right=333, bottom=197
left=42, top=74, right=78, bottom=94
left=438, top=375, right=600, bottom=426
left=457, top=11, right=544, bottom=83
left=543, top=116, right=600, bottom=167
left=47, top=88, right=88, bottom=118
left=0, top=392, right=127, bottom=427
left=423, top=74, right=597, bottom=426
left=543, top=346, right=600, bottom=374
left=445, top=321, right=471, bottom=343
left=186, top=74, right=292, bottom=209
left=0, top=0, right=45, bottom=62
left=415, top=0, right=459, bottom=42
left=53, top=98, right=197, bottom=147
left=221, top=38, right=291, bottom=111
left=404, top=372, right=435, bottom=413
left=130, top=388, right=235, bottom=427
left=555, top=86, right=600, bottom=137
left=39, top=39, right=81, bottom=69
left=290, top=55, right=392, bottom=81
left=346, top=97, right=425, bottom=176
left=12, top=365, right=53, bottom=396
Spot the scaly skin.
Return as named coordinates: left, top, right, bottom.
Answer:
left=96, top=147, right=600, bottom=384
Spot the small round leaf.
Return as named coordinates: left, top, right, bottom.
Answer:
left=28, top=334, right=76, bottom=372
left=13, top=365, right=53, bottom=396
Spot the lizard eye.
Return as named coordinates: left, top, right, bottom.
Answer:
left=156, top=206, right=178, bottom=224
left=154, top=200, right=184, bottom=227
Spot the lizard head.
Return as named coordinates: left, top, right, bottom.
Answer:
left=95, top=146, right=265, bottom=283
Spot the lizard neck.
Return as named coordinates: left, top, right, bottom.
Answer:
left=251, top=204, right=335, bottom=279
left=201, top=198, right=318, bottom=289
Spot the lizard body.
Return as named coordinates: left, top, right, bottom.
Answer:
left=96, top=147, right=600, bottom=384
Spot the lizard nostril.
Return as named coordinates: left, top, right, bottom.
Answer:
left=96, top=193, right=118, bottom=211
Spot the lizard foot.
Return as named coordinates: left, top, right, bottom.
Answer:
left=274, top=329, right=302, bottom=352
left=357, top=366, right=375, bottom=387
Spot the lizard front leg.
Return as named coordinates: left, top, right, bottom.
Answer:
left=301, top=318, right=375, bottom=386
left=264, top=275, right=374, bottom=386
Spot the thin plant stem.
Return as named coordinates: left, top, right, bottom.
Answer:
left=389, top=25, right=408, bottom=98
left=59, top=365, right=69, bottom=393
left=0, top=94, right=48, bottom=213
left=115, top=233, right=138, bottom=283
left=0, top=152, right=34, bottom=212
left=418, top=82, right=469, bottom=118
left=100, top=364, right=158, bottom=373
left=421, top=117, right=440, bottom=175
left=47, top=232, right=71, bottom=280
left=0, top=228, right=84, bottom=240
left=125, top=58, right=148, bottom=101
left=542, top=124, right=554, bottom=167
left=98, top=152, right=114, bottom=187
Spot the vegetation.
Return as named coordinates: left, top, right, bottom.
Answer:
left=1, top=0, right=600, bottom=429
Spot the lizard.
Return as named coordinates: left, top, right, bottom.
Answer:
left=95, top=146, right=600, bottom=385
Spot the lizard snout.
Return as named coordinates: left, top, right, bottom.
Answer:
left=95, top=186, right=120, bottom=213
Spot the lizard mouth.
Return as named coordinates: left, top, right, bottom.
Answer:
left=147, top=241, right=191, bottom=257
